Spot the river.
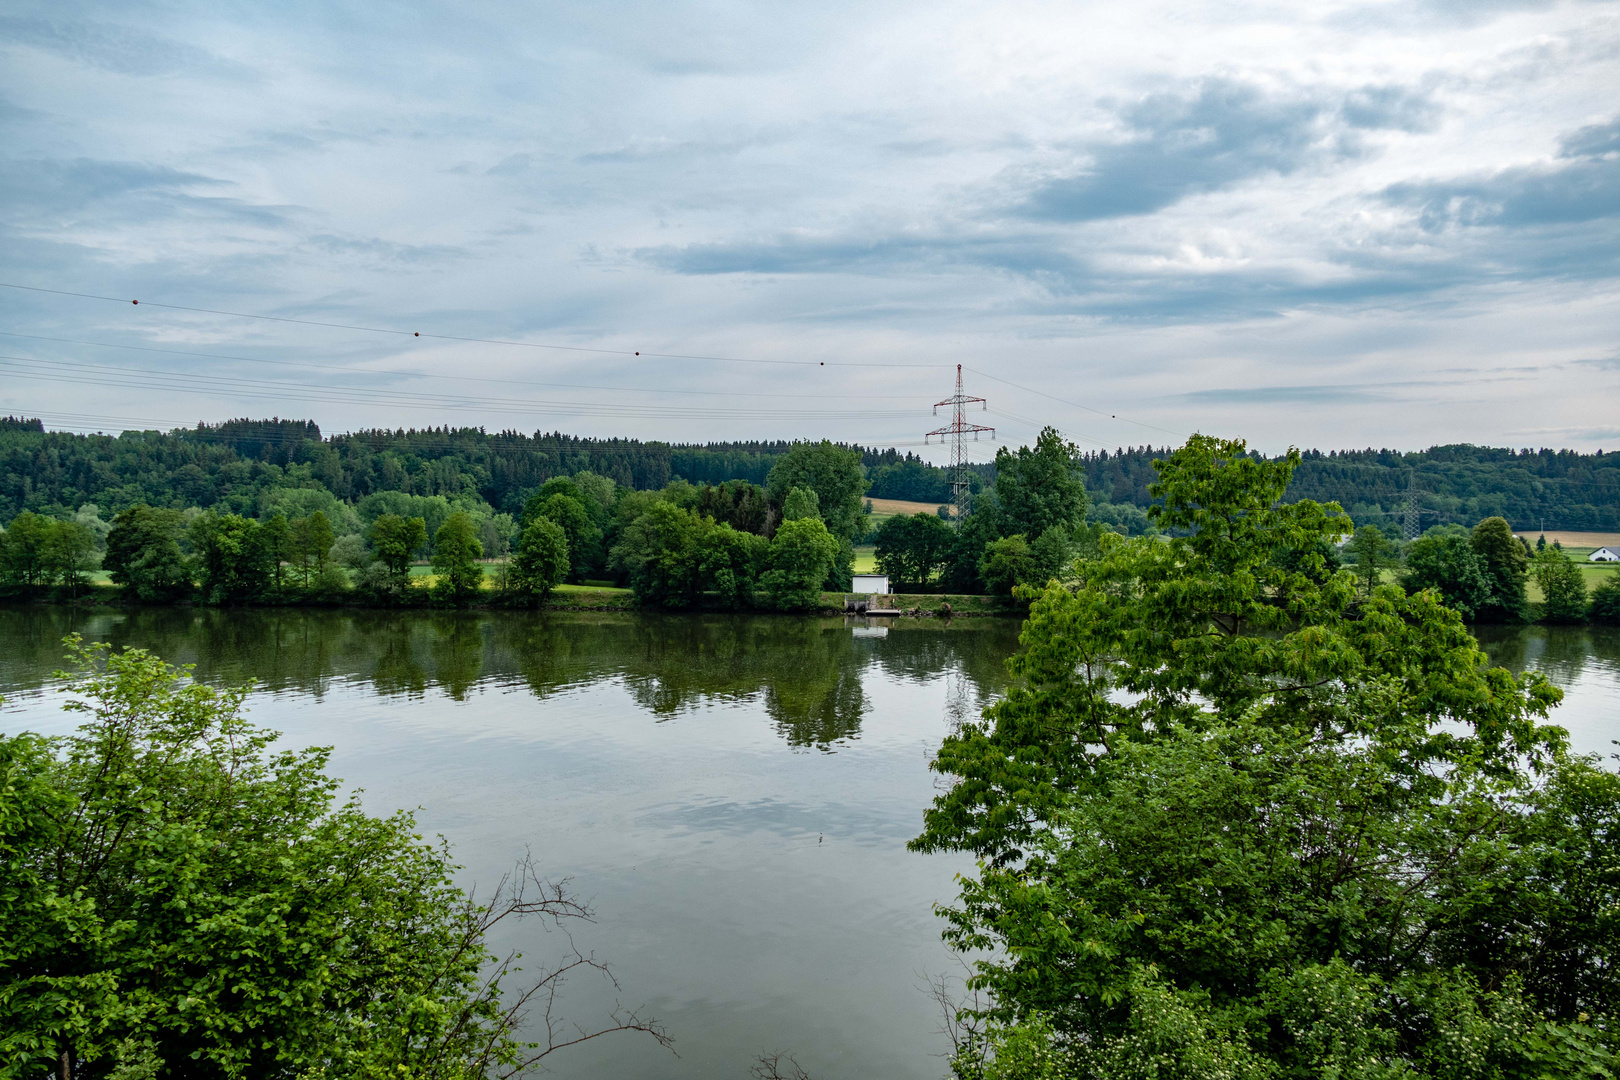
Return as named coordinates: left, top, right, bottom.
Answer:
left=0, top=608, right=1613, bottom=1079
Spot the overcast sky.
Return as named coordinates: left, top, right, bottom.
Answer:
left=1, top=0, right=1616, bottom=461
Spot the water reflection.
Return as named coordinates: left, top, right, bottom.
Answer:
left=1473, top=624, right=1620, bottom=759
left=0, top=606, right=1021, bottom=752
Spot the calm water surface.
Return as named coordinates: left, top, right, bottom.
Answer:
left=0, top=607, right=1021, bottom=1080
left=1, top=609, right=1615, bottom=1079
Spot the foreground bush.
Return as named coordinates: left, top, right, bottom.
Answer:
left=0, top=637, right=667, bottom=1078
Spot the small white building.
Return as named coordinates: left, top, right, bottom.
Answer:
left=1589, top=547, right=1620, bottom=562
left=850, top=574, right=891, bottom=595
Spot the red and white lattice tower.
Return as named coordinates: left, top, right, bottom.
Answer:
left=926, top=364, right=993, bottom=527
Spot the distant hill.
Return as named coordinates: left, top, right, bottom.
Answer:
left=1, top=417, right=1615, bottom=531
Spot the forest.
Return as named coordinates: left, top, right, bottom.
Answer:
left=4, top=416, right=1617, bottom=533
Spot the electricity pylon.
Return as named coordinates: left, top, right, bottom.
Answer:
left=1400, top=470, right=1431, bottom=542
left=926, top=365, right=993, bottom=527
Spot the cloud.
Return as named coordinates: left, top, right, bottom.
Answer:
left=485, top=153, right=533, bottom=176
left=0, top=14, right=236, bottom=77
left=1012, top=79, right=1334, bottom=222
left=1180, top=385, right=1394, bottom=405
left=1382, top=115, right=1620, bottom=229
left=0, top=158, right=292, bottom=230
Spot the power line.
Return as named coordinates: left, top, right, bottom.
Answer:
left=0, top=331, right=930, bottom=402
left=0, top=281, right=942, bottom=369
left=966, top=366, right=1188, bottom=439
left=0, top=353, right=924, bottom=422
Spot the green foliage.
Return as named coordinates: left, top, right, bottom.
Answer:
left=917, top=433, right=1613, bottom=1080
left=103, top=506, right=190, bottom=601
left=978, top=535, right=1034, bottom=598
left=367, top=514, right=427, bottom=582
left=507, top=517, right=570, bottom=604
left=782, top=486, right=820, bottom=522
left=762, top=517, right=838, bottom=611
left=1532, top=546, right=1589, bottom=624
left=289, top=511, right=336, bottom=587
left=1590, top=576, right=1620, bottom=625
left=992, top=427, right=1087, bottom=541
left=1346, top=522, right=1395, bottom=595
left=0, top=512, right=98, bottom=590
left=610, top=501, right=767, bottom=609
left=765, top=441, right=868, bottom=543
left=430, top=512, right=484, bottom=601
left=189, top=511, right=276, bottom=603
left=0, top=637, right=669, bottom=1077
left=1472, top=515, right=1530, bottom=622
left=1404, top=531, right=1495, bottom=619
left=874, top=512, right=955, bottom=590
left=692, top=479, right=772, bottom=535
left=525, top=492, right=601, bottom=581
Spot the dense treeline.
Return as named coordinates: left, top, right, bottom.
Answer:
left=0, top=438, right=874, bottom=613
left=9, top=416, right=1620, bottom=534
left=1085, top=442, right=1620, bottom=531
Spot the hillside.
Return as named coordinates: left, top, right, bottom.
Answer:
left=2, top=416, right=1617, bottom=532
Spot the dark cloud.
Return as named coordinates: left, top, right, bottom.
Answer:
left=1013, top=79, right=1329, bottom=222
left=1382, top=115, right=1620, bottom=229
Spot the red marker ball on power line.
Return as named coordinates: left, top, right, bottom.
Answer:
left=414, top=332, right=419, bottom=336
left=131, top=299, right=138, bottom=305
left=635, top=351, right=640, bottom=355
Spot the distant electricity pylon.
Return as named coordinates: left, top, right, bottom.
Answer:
left=926, top=364, right=993, bottom=527
left=1400, top=470, right=1431, bottom=542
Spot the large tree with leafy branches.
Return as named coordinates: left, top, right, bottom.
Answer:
left=914, top=435, right=1618, bottom=1079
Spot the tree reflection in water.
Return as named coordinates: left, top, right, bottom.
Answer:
left=0, top=606, right=1021, bottom=751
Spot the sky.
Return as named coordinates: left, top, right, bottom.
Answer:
left=1, top=0, right=1617, bottom=462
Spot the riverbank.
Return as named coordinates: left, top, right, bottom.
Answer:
left=0, top=583, right=1018, bottom=617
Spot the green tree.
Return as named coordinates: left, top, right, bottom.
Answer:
left=103, top=506, right=190, bottom=601
left=1533, top=545, right=1589, bottom=624
left=1590, top=576, right=1620, bottom=625
left=289, top=511, right=335, bottom=587
left=261, top=512, right=292, bottom=590
left=1472, top=515, right=1530, bottom=621
left=189, top=512, right=275, bottom=604
left=526, top=493, right=600, bottom=582
left=874, top=512, right=955, bottom=590
left=781, top=486, right=820, bottom=522
left=507, top=517, right=570, bottom=604
left=1404, top=530, right=1494, bottom=619
left=913, top=434, right=1612, bottom=1079
left=991, top=427, right=1087, bottom=541
left=610, top=501, right=706, bottom=608
left=977, top=534, right=1033, bottom=598
left=368, top=514, right=428, bottom=584
left=0, top=511, right=54, bottom=586
left=1345, top=522, right=1395, bottom=595
left=765, top=441, right=868, bottom=542
left=761, top=517, right=838, bottom=611
left=42, top=519, right=98, bottom=592
left=430, top=512, right=484, bottom=601
left=0, top=637, right=670, bottom=1077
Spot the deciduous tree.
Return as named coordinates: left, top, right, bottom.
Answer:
left=103, top=506, right=190, bottom=601
left=430, top=511, right=485, bottom=600
left=0, top=637, right=671, bottom=1078
left=508, top=517, right=569, bottom=604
